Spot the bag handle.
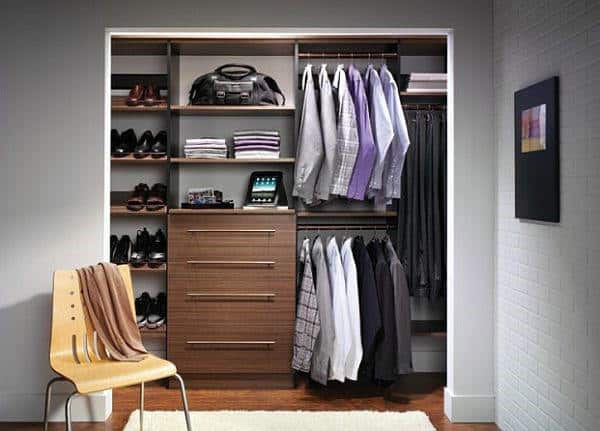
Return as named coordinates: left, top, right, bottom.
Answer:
left=263, top=75, right=286, bottom=106
left=215, top=64, right=257, bottom=80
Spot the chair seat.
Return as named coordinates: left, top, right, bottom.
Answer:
left=52, top=354, right=177, bottom=394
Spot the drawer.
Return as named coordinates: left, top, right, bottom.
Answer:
left=169, top=214, right=295, bottom=260
left=168, top=260, right=295, bottom=292
left=168, top=288, right=295, bottom=328
left=168, top=324, right=293, bottom=374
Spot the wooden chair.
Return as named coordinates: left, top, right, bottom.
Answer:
left=43, top=265, right=192, bottom=431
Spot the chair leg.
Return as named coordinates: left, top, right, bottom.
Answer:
left=173, top=373, right=192, bottom=431
left=43, top=377, right=67, bottom=431
left=65, top=391, right=77, bottom=431
left=139, top=382, right=144, bottom=431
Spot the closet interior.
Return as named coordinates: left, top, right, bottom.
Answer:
left=110, top=34, right=447, bottom=388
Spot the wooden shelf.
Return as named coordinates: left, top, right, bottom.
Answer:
left=170, top=104, right=295, bottom=116
left=110, top=206, right=168, bottom=216
left=296, top=211, right=397, bottom=218
left=129, top=264, right=166, bottom=273
left=140, top=325, right=166, bottom=340
left=169, top=208, right=295, bottom=215
left=400, top=90, right=446, bottom=96
left=111, top=155, right=169, bottom=164
left=112, top=96, right=168, bottom=112
left=171, top=157, right=295, bottom=164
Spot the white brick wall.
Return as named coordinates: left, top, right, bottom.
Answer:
left=494, top=0, right=600, bottom=430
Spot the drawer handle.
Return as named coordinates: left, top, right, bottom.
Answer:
left=186, top=340, right=276, bottom=346
left=187, top=229, right=276, bottom=234
left=186, top=260, right=275, bottom=266
left=186, top=293, right=276, bottom=298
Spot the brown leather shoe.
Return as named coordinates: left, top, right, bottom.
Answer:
left=143, top=85, right=160, bottom=106
left=126, top=84, right=145, bottom=106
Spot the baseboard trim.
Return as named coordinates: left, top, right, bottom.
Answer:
left=0, top=389, right=112, bottom=422
left=444, top=387, right=495, bottom=423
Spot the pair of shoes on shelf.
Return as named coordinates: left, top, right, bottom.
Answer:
left=111, top=234, right=132, bottom=264
left=135, top=292, right=166, bottom=329
left=130, top=228, right=166, bottom=268
left=127, top=183, right=167, bottom=211
left=126, top=84, right=161, bottom=106
left=110, top=228, right=166, bottom=267
left=112, top=129, right=166, bottom=159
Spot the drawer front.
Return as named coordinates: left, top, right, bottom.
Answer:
left=169, top=214, right=295, bottom=260
left=168, top=260, right=295, bottom=294
left=168, top=324, right=293, bottom=374
left=168, top=286, right=295, bottom=327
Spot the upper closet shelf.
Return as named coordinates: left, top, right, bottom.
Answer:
left=170, top=105, right=295, bottom=116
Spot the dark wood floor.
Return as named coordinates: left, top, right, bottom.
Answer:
left=3, top=374, right=498, bottom=431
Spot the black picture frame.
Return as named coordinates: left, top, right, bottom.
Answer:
left=514, top=76, right=560, bottom=222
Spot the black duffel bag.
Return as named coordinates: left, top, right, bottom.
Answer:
left=188, top=64, right=286, bottom=106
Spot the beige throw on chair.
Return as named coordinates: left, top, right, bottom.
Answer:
left=76, top=263, right=147, bottom=361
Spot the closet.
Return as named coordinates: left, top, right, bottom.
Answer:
left=109, top=34, right=447, bottom=388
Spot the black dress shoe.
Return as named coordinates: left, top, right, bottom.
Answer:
left=110, top=235, right=119, bottom=263
left=151, top=130, right=167, bottom=158
left=130, top=228, right=151, bottom=267
left=148, top=229, right=166, bottom=268
left=146, top=292, right=166, bottom=329
left=135, top=292, right=152, bottom=327
left=134, top=130, right=153, bottom=159
left=146, top=183, right=167, bottom=211
left=114, top=235, right=131, bottom=265
left=126, top=183, right=150, bottom=211
left=111, top=129, right=130, bottom=158
left=120, top=129, right=137, bottom=155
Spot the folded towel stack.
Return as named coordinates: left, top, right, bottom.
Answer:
left=184, top=138, right=227, bottom=159
left=233, top=130, right=280, bottom=159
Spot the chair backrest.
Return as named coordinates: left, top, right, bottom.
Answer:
left=49, top=265, right=135, bottom=369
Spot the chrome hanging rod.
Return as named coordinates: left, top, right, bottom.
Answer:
left=298, top=52, right=398, bottom=59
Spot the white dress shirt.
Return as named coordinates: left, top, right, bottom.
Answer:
left=341, top=237, right=363, bottom=380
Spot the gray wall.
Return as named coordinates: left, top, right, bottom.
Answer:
left=494, top=0, right=600, bottom=430
left=0, top=0, right=494, bottom=422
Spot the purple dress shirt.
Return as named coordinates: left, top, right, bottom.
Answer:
left=346, top=65, right=376, bottom=200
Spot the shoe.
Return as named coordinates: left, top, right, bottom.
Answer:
left=150, top=130, right=167, bottom=158
left=148, top=229, right=166, bottom=268
left=130, top=228, right=151, bottom=267
left=127, top=183, right=150, bottom=211
left=110, top=235, right=119, bottom=263
left=134, top=130, right=153, bottom=159
left=143, top=85, right=160, bottom=106
left=120, top=129, right=137, bottom=155
left=146, top=183, right=167, bottom=211
left=135, top=292, right=152, bottom=328
left=114, top=235, right=131, bottom=265
left=126, top=84, right=145, bottom=106
left=146, top=292, right=166, bottom=329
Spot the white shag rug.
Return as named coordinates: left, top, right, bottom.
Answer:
left=122, top=410, right=436, bottom=431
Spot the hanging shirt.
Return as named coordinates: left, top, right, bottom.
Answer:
left=293, top=64, right=324, bottom=205
left=310, top=237, right=335, bottom=385
left=340, top=237, right=363, bottom=381
left=314, top=65, right=338, bottom=202
left=364, top=64, right=394, bottom=198
left=346, top=64, right=376, bottom=201
left=330, top=65, right=360, bottom=196
left=325, top=236, right=351, bottom=382
left=379, top=64, right=411, bottom=202
left=384, top=238, right=412, bottom=375
left=292, top=238, right=321, bottom=373
left=352, top=236, right=381, bottom=383
left=367, top=239, right=397, bottom=383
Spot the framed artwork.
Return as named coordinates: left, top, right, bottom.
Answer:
left=514, top=77, right=559, bottom=222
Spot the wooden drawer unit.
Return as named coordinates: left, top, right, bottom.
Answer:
left=167, top=212, right=296, bottom=388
